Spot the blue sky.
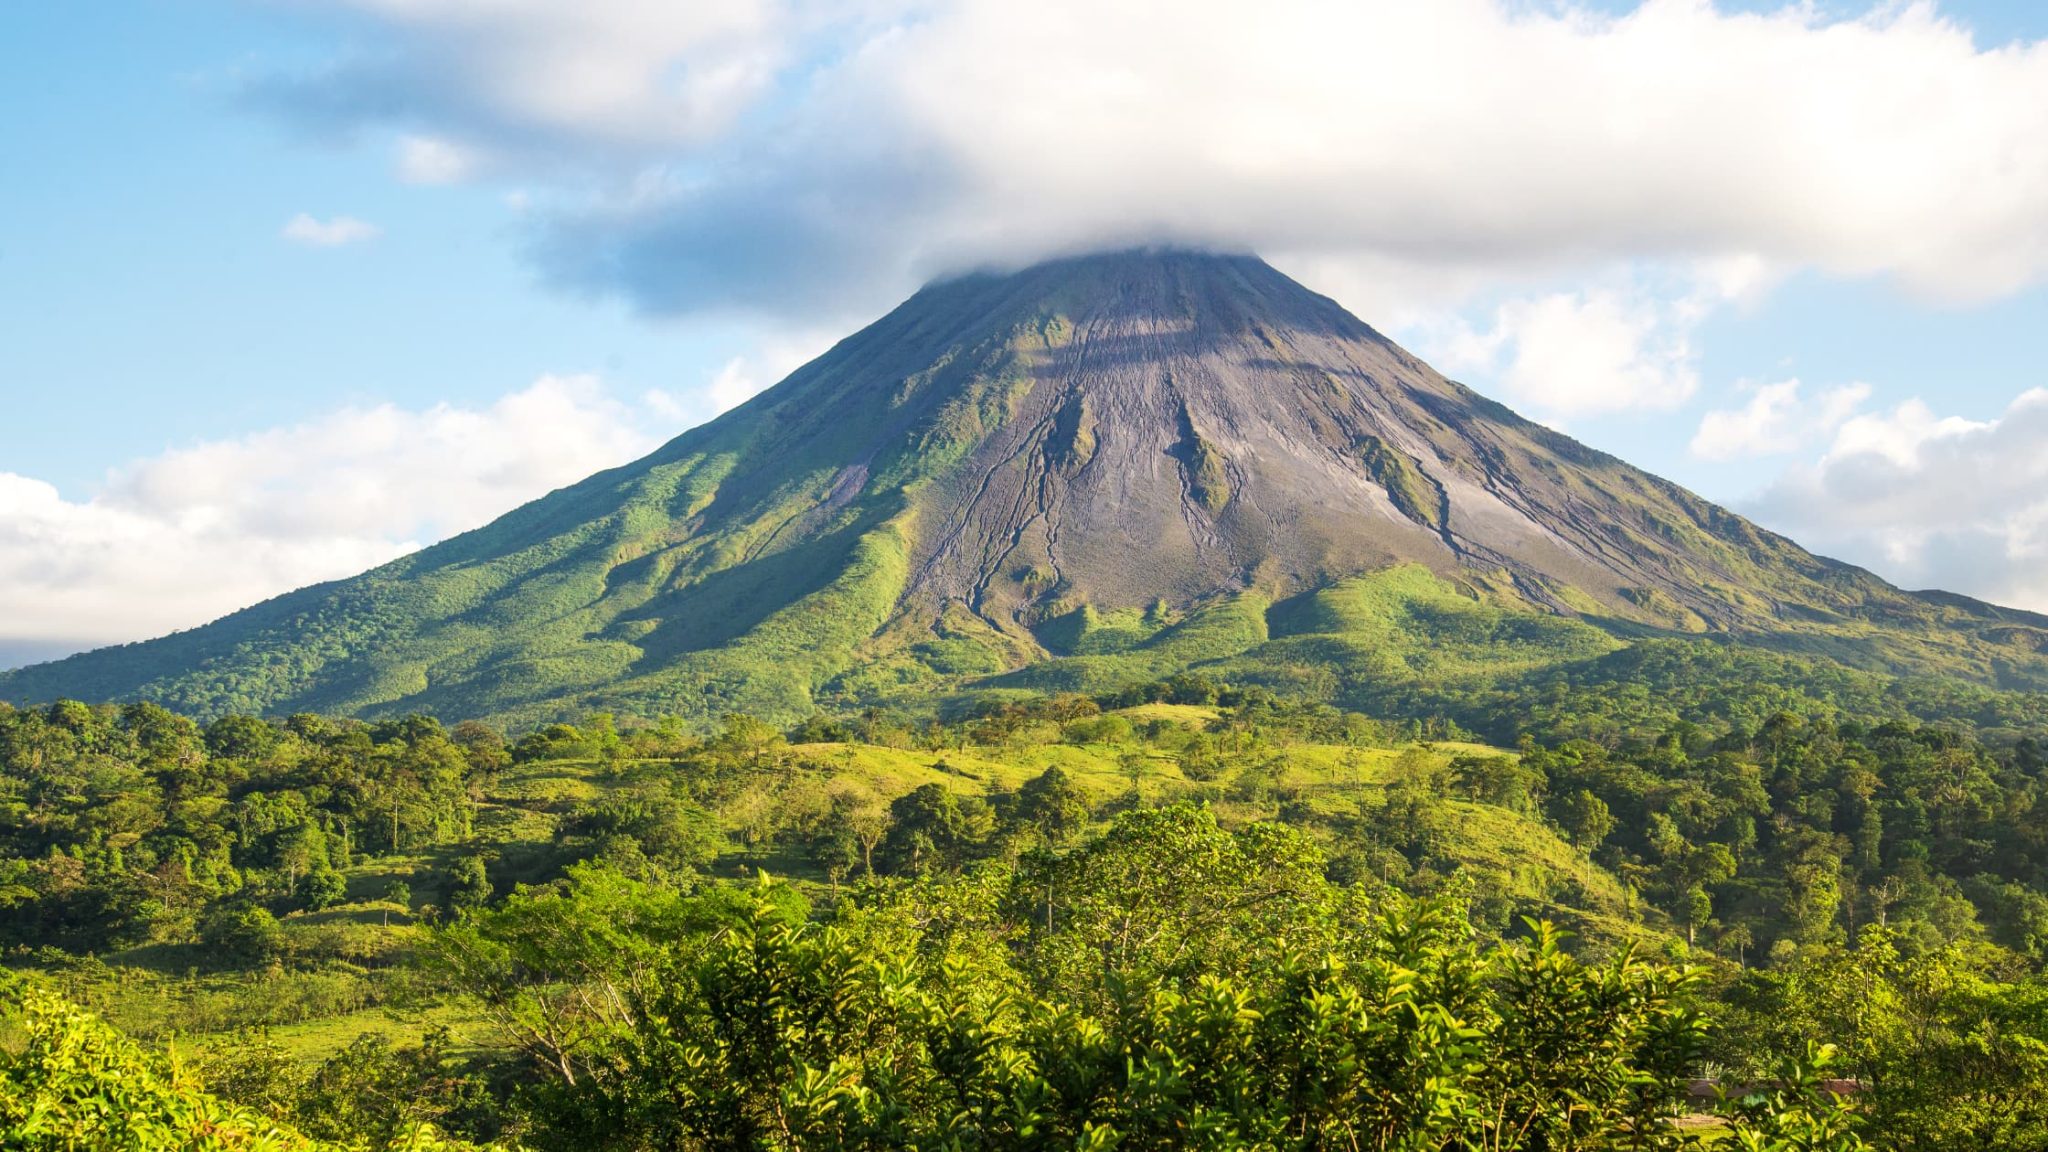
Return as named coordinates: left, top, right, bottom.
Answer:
left=5, top=0, right=2048, bottom=664
left=0, top=2, right=755, bottom=493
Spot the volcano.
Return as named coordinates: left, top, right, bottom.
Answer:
left=9, top=249, right=2047, bottom=723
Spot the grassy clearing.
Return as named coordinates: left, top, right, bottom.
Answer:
left=1113, top=702, right=1222, bottom=728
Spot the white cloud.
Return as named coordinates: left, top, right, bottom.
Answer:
left=696, top=332, right=836, bottom=415
left=705, top=359, right=763, bottom=413
left=256, top=1, right=2048, bottom=317
left=640, top=387, right=693, bottom=423
left=0, top=327, right=846, bottom=661
left=282, top=213, right=382, bottom=246
left=1401, top=261, right=1775, bottom=417
left=1745, top=389, right=2048, bottom=611
left=0, top=377, right=667, bottom=657
left=1438, top=285, right=1701, bottom=416
left=1691, top=378, right=1872, bottom=461
left=396, top=134, right=480, bottom=184
left=263, top=0, right=803, bottom=151
left=1826, top=398, right=1990, bottom=467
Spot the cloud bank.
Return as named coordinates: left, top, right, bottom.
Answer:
left=257, top=0, right=2048, bottom=322
left=1745, top=389, right=2048, bottom=612
left=1691, top=378, right=1872, bottom=461
left=0, top=377, right=672, bottom=666
left=1408, top=259, right=1776, bottom=417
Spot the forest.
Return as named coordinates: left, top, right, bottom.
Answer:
left=7, top=663, right=2048, bottom=1149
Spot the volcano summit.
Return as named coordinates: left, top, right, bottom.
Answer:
left=8, top=250, right=2046, bottom=723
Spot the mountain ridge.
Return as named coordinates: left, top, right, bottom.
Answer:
left=8, top=248, right=2048, bottom=724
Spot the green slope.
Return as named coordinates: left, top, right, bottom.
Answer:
left=7, top=250, right=2048, bottom=726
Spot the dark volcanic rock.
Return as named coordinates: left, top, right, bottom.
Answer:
left=881, top=251, right=1890, bottom=635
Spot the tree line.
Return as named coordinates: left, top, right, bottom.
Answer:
left=10, top=673, right=2048, bottom=1148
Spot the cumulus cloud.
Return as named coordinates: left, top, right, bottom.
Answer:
left=1691, top=378, right=1872, bottom=460
left=248, top=1, right=2048, bottom=319
left=1745, top=389, right=2048, bottom=611
left=0, top=377, right=671, bottom=662
left=1396, top=257, right=1780, bottom=417
left=282, top=213, right=381, bottom=246
left=1418, top=281, right=1699, bottom=417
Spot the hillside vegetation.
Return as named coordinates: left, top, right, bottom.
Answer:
left=11, top=250, right=2048, bottom=1147
left=10, top=251, right=2048, bottom=728
left=8, top=672, right=2048, bottom=1148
